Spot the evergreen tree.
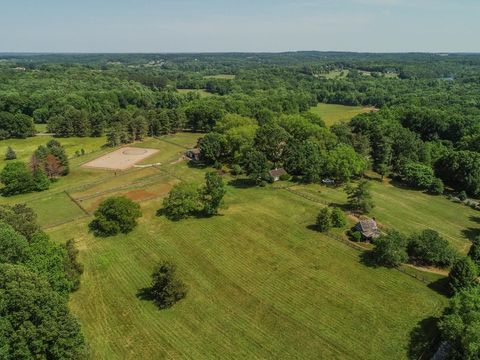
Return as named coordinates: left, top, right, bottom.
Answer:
left=4, top=146, right=16, bottom=160
left=448, top=257, right=478, bottom=294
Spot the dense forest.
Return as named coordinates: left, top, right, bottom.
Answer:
left=1, top=52, right=480, bottom=196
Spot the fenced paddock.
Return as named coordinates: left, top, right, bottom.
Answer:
left=81, top=147, right=159, bottom=170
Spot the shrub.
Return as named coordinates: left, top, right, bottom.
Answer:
left=448, top=257, right=478, bottom=294
left=4, top=146, right=16, bottom=160
left=231, top=164, right=242, bottom=175
left=459, top=191, right=468, bottom=201
left=331, top=207, right=347, bottom=228
left=316, top=207, right=332, bottom=232
left=348, top=230, right=362, bottom=242
left=407, top=229, right=458, bottom=268
left=150, top=261, right=187, bottom=309
left=429, top=178, right=444, bottom=195
left=63, top=239, right=84, bottom=291
left=370, top=230, right=409, bottom=268
left=89, top=196, right=142, bottom=237
left=279, top=173, right=291, bottom=181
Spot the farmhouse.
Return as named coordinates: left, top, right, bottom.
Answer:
left=269, top=168, right=287, bottom=182
left=354, top=218, right=380, bottom=241
left=186, top=148, right=201, bottom=161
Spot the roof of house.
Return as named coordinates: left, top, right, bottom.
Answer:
left=187, top=148, right=201, bottom=155
left=355, top=219, right=379, bottom=238
left=269, top=168, right=287, bottom=178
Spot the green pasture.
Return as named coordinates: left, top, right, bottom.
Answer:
left=3, top=132, right=477, bottom=359
left=310, top=103, right=376, bottom=127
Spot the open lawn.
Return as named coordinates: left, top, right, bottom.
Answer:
left=177, top=88, right=213, bottom=98
left=310, top=103, right=377, bottom=127
left=4, top=133, right=474, bottom=359
left=203, top=74, right=236, bottom=80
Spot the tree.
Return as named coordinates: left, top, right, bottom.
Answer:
left=47, top=140, right=69, bottom=175
left=150, top=260, right=187, bottom=309
left=89, top=196, right=142, bottom=237
left=370, top=230, right=409, bottom=268
left=346, top=180, right=375, bottom=214
left=162, top=183, right=202, bottom=220
left=254, top=122, right=289, bottom=165
left=331, top=207, right=347, bottom=228
left=239, top=147, right=269, bottom=184
left=201, top=171, right=226, bottom=216
left=0, top=223, right=29, bottom=264
left=0, top=203, right=40, bottom=240
left=448, top=257, right=478, bottom=294
left=0, top=263, right=86, bottom=359
left=32, top=166, right=50, bottom=191
left=439, top=287, right=480, bottom=359
left=198, top=133, right=227, bottom=165
left=4, top=146, right=16, bottom=160
left=400, top=162, right=435, bottom=190
left=63, top=239, right=84, bottom=291
left=468, top=236, right=480, bottom=272
left=407, top=229, right=458, bottom=268
left=45, top=154, right=64, bottom=179
left=316, top=207, right=332, bottom=232
left=326, top=144, right=367, bottom=182
left=0, top=161, right=34, bottom=195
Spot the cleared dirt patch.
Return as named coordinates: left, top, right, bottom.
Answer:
left=82, top=147, right=159, bottom=170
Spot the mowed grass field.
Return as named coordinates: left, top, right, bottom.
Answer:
left=2, top=130, right=476, bottom=359
left=310, top=103, right=377, bottom=127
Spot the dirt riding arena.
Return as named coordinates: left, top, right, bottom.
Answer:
left=82, top=147, right=159, bottom=170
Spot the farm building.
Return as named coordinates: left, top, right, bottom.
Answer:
left=269, top=168, right=287, bottom=182
left=186, top=148, right=201, bottom=161
left=354, top=218, right=380, bottom=241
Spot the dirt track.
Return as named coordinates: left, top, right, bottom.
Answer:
left=82, top=147, right=159, bottom=170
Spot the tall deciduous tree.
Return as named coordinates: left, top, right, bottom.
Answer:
left=201, top=171, right=226, bottom=216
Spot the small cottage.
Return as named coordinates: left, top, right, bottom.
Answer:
left=186, top=148, right=201, bottom=161
left=354, top=218, right=380, bottom=241
left=269, top=168, right=287, bottom=182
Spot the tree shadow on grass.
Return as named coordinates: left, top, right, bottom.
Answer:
left=408, top=316, right=441, bottom=360
left=359, top=250, right=380, bottom=268
left=469, top=215, right=480, bottom=224
left=306, top=224, right=319, bottom=232
left=427, top=277, right=450, bottom=297
left=462, top=227, right=480, bottom=242
left=186, top=160, right=208, bottom=169
left=228, top=178, right=256, bottom=188
left=329, top=202, right=351, bottom=212
left=136, top=287, right=154, bottom=301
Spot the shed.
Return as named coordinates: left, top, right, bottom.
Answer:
left=269, top=168, right=287, bottom=182
left=354, top=218, right=380, bottom=240
left=186, top=148, right=201, bottom=161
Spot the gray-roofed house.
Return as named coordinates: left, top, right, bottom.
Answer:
left=354, top=218, right=380, bottom=241
left=186, top=148, right=201, bottom=161
left=269, top=168, right=287, bottom=182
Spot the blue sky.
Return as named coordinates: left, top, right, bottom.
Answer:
left=0, top=0, right=478, bottom=53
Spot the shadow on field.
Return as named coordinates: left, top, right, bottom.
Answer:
left=136, top=287, right=154, bottom=302
left=427, top=277, right=450, bottom=297
left=408, top=316, right=441, bottom=360
left=359, top=250, right=379, bottom=268
left=228, top=178, right=256, bottom=188
left=462, top=227, right=480, bottom=242
left=186, top=161, right=207, bottom=169
left=329, top=202, right=351, bottom=212
left=469, top=215, right=480, bottom=224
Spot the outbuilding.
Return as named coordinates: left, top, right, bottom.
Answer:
left=354, top=218, right=380, bottom=241
left=269, top=168, right=287, bottom=182
left=186, top=148, right=201, bottom=161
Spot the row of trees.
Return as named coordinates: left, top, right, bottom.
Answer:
left=0, top=140, right=69, bottom=196
left=0, top=204, right=85, bottom=358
